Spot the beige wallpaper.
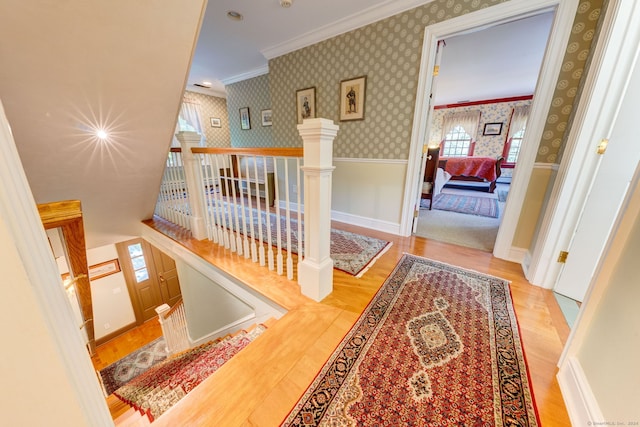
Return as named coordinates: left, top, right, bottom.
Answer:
left=184, top=90, right=231, bottom=147
left=539, top=0, right=602, bottom=163
left=226, top=74, right=274, bottom=147
left=268, top=0, right=602, bottom=163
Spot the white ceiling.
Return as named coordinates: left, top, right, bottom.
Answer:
left=0, top=0, right=554, bottom=250
left=188, top=0, right=436, bottom=95
left=189, top=1, right=553, bottom=105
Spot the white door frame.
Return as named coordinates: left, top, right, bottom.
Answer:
left=525, top=0, right=640, bottom=289
left=400, top=0, right=578, bottom=264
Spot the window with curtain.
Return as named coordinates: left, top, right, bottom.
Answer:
left=440, top=111, right=481, bottom=157
left=503, top=105, right=529, bottom=165
left=172, top=97, right=206, bottom=147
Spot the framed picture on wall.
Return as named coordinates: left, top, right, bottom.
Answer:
left=483, top=122, right=503, bottom=135
left=239, top=107, right=251, bottom=130
left=210, top=117, right=221, bottom=128
left=340, top=76, right=366, bottom=121
left=296, top=87, right=316, bottom=124
left=261, top=109, right=272, bottom=126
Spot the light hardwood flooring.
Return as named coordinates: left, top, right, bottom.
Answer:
left=95, top=217, right=571, bottom=426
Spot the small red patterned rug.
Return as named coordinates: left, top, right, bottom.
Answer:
left=114, top=326, right=265, bottom=422
left=282, top=255, right=539, bottom=426
left=425, top=193, right=499, bottom=218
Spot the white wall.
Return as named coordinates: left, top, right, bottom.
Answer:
left=177, top=260, right=255, bottom=342
left=87, top=245, right=136, bottom=340
left=576, top=193, right=640, bottom=420
left=0, top=206, right=88, bottom=425
left=332, top=159, right=407, bottom=234
left=558, top=167, right=640, bottom=423
left=51, top=238, right=136, bottom=341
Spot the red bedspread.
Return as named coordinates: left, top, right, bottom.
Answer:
left=443, top=157, right=498, bottom=182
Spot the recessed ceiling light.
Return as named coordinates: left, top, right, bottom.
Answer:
left=227, top=11, right=243, bottom=21
left=96, top=129, right=108, bottom=140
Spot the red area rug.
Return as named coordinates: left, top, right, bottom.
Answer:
left=429, top=193, right=499, bottom=218
left=282, top=255, right=539, bottom=426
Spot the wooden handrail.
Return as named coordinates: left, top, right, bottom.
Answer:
left=169, top=147, right=182, bottom=153
left=191, top=147, right=304, bottom=157
left=161, top=297, right=184, bottom=320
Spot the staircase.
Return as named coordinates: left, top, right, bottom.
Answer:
left=113, top=324, right=268, bottom=424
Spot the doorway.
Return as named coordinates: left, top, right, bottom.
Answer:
left=413, top=13, right=553, bottom=251
left=116, top=238, right=182, bottom=324
left=400, top=0, right=579, bottom=263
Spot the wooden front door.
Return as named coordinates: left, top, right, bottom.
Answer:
left=117, top=238, right=182, bottom=324
left=150, top=245, right=181, bottom=308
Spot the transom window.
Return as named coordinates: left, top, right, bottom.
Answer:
left=442, top=125, right=473, bottom=157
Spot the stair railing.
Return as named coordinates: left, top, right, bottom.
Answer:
left=153, top=119, right=338, bottom=301
left=155, top=298, right=190, bottom=355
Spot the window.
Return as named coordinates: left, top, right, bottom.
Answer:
left=507, top=127, right=525, bottom=163
left=442, top=125, right=473, bottom=157
left=439, top=110, right=480, bottom=158
left=502, top=105, right=529, bottom=166
left=127, top=243, right=149, bottom=283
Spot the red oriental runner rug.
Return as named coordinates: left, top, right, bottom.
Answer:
left=282, top=254, right=539, bottom=426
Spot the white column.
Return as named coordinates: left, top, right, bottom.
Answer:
left=155, top=303, right=171, bottom=353
left=175, top=131, right=207, bottom=240
left=297, top=118, right=339, bottom=301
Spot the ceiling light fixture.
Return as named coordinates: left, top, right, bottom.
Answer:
left=96, top=129, right=108, bottom=140
left=279, top=0, right=293, bottom=7
left=226, top=10, right=243, bottom=21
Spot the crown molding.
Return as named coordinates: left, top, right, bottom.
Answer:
left=221, top=64, right=270, bottom=86
left=261, top=0, right=435, bottom=59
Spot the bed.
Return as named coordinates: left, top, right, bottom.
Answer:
left=439, top=156, right=503, bottom=193
left=421, top=147, right=451, bottom=209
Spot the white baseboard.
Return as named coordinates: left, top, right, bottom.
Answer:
left=331, top=210, right=400, bottom=235
left=494, top=246, right=528, bottom=264
left=277, top=201, right=402, bottom=235
left=557, top=357, right=603, bottom=425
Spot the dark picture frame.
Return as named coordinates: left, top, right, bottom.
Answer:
left=239, top=107, right=251, bottom=130
left=296, top=87, right=316, bottom=124
left=340, top=76, right=366, bottom=121
left=483, top=122, right=503, bottom=136
left=261, top=109, right=272, bottom=127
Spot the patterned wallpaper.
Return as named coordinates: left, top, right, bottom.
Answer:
left=184, top=90, right=230, bottom=147
left=226, top=74, right=274, bottom=147
left=266, top=0, right=603, bottom=163
left=543, top=0, right=603, bottom=164
left=429, top=98, right=532, bottom=158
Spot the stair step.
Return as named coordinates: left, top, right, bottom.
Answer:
left=114, top=407, right=151, bottom=427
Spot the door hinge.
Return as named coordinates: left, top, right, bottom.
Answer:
left=596, top=138, right=609, bottom=155
left=433, top=65, right=439, bottom=76
left=557, top=250, right=569, bottom=263
left=414, top=209, right=419, bottom=218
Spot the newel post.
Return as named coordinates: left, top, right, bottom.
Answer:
left=175, top=131, right=207, bottom=240
left=297, top=118, right=339, bottom=301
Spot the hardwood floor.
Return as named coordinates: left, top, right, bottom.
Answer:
left=102, top=217, right=571, bottom=426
